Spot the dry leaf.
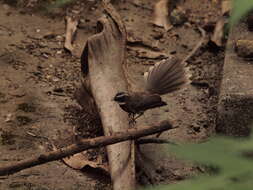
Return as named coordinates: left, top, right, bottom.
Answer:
left=63, top=152, right=109, bottom=173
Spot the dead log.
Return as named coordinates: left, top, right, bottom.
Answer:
left=0, top=121, right=173, bottom=176
left=80, top=2, right=135, bottom=189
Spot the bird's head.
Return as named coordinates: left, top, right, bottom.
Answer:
left=113, top=92, right=130, bottom=104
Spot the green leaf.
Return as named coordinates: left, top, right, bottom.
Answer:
left=144, top=175, right=229, bottom=190
left=230, top=0, right=253, bottom=27
left=168, top=137, right=253, bottom=173
left=142, top=135, right=253, bottom=190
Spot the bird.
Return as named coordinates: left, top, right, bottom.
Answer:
left=113, top=56, right=190, bottom=121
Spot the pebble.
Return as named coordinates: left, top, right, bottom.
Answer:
left=42, top=53, right=49, bottom=59
left=46, top=75, right=51, bottom=79
left=56, top=50, right=62, bottom=55
left=235, top=39, right=253, bottom=58
left=5, top=114, right=12, bottom=122
left=52, top=78, right=60, bottom=82
left=170, top=7, right=187, bottom=26
left=56, top=35, right=63, bottom=41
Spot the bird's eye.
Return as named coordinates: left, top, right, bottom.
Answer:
left=114, top=92, right=129, bottom=102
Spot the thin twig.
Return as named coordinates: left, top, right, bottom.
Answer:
left=181, top=26, right=206, bottom=64
left=0, top=120, right=173, bottom=176
left=136, top=138, right=177, bottom=145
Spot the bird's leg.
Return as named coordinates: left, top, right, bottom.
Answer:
left=155, top=132, right=162, bottom=138
left=128, top=113, right=137, bottom=126
left=134, top=112, right=144, bottom=120
left=128, top=112, right=144, bottom=127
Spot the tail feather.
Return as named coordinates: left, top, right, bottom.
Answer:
left=148, top=59, right=177, bottom=82
left=159, top=72, right=185, bottom=91
left=161, top=65, right=184, bottom=83
left=149, top=70, right=184, bottom=92
left=159, top=79, right=187, bottom=94
left=144, top=57, right=190, bottom=95
left=146, top=59, right=176, bottom=84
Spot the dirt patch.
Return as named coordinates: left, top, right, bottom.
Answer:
left=64, top=105, right=103, bottom=139
left=0, top=0, right=225, bottom=189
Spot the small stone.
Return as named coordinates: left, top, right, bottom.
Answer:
left=159, top=38, right=165, bottom=43
left=56, top=35, right=63, bottom=41
left=170, top=7, right=187, bottom=26
left=38, top=145, right=45, bottom=150
left=42, top=53, right=49, bottom=59
left=5, top=114, right=12, bottom=122
left=235, top=39, right=253, bottom=58
left=38, top=41, right=47, bottom=47
left=36, top=29, right=41, bottom=33
left=52, top=77, right=60, bottom=82
left=56, top=50, right=62, bottom=55
left=46, top=75, right=51, bottom=79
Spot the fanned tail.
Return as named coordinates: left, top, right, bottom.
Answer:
left=144, top=57, right=190, bottom=95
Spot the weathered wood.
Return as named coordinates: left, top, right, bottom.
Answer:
left=80, top=2, right=135, bottom=189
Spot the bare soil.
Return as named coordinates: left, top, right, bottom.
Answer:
left=0, top=0, right=224, bottom=189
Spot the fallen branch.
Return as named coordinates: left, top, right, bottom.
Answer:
left=0, top=120, right=173, bottom=176
left=136, top=138, right=177, bottom=145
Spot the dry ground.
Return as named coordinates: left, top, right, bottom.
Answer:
left=0, top=0, right=224, bottom=189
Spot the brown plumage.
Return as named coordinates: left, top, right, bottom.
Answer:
left=113, top=56, right=190, bottom=118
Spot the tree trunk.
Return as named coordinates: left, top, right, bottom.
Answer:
left=80, top=2, right=135, bottom=189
